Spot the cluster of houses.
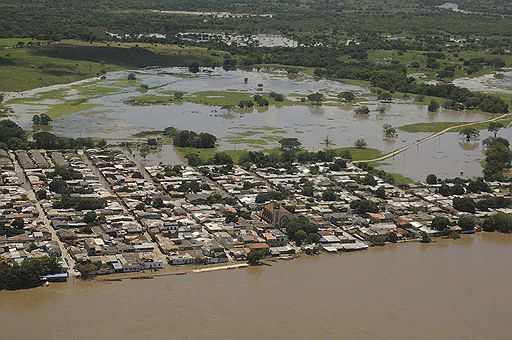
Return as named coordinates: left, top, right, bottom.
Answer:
left=0, top=150, right=58, bottom=265
left=3, top=146, right=512, bottom=277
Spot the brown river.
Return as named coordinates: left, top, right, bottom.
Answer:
left=1, top=233, right=512, bottom=339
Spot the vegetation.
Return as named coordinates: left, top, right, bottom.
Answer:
left=0, top=256, right=61, bottom=290
left=247, top=249, right=266, bottom=265
left=283, top=217, right=320, bottom=245
left=482, top=213, right=512, bottom=233
left=483, top=137, right=512, bottom=181
left=164, top=127, right=217, bottom=149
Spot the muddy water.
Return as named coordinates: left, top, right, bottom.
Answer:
left=1, top=233, right=511, bottom=340
left=7, top=68, right=499, bottom=180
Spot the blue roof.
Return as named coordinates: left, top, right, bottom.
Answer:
left=41, top=273, right=68, bottom=279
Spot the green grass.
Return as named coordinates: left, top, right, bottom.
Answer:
left=175, top=147, right=249, bottom=164
left=333, top=147, right=382, bottom=161
left=124, top=95, right=179, bottom=106
left=132, top=130, right=164, bottom=138
left=0, top=38, right=46, bottom=47
left=125, top=90, right=297, bottom=108
left=388, top=172, right=415, bottom=185
left=46, top=102, right=98, bottom=118
left=399, top=119, right=511, bottom=133
left=0, top=40, right=223, bottom=92
left=224, top=137, right=269, bottom=145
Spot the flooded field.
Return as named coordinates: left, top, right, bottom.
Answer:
left=6, top=67, right=502, bottom=180
left=1, top=233, right=512, bottom=340
left=453, top=71, right=512, bottom=94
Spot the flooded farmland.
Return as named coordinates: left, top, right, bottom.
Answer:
left=6, top=67, right=505, bottom=180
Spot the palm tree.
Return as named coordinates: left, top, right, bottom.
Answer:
left=321, top=135, right=335, bottom=149
left=488, top=122, right=504, bottom=138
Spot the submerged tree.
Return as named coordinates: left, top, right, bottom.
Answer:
left=488, top=122, right=504, bottom=138
left=459, top=128, right=480, bottom=142
left=383, top=124, right=398, bottom=139
left=354, top=138, right=367, bottom=149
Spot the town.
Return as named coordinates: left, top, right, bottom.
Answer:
left=2, top=144, right=510, bottom=281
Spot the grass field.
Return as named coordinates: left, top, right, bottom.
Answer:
left=175, top=147, right=249, bottom=164
left=333, top=147, right=382, bottom=161
left=0, top=40, right=223, bottom=92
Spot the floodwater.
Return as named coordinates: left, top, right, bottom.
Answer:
left=1, top=233, right=512, bottom=339
left=381, top=127, right=512, bottom=180
left=7, top=68, right=498, bottom=180
left=453, top=71, right=512, bottom=94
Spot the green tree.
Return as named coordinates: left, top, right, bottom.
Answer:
left=488, top=122, right=504, bottom=138
left=426, top=174, right=438, bottom=185
left=279, top=138, right=302, bottom=152
left=458, top=216, right=476, bottom=231
left=354, top=106, right=370, bottom=114
left=338, top=91, right=355, bottom=102
left=307, top=92, right=324, bottom=105
left=127, top=73, right=136, bottom=80
left=354, top=138, right=367, bottom=149
left=383, top=124, right=397, bottom=139
left=247, top=249, right=266, bottom=265
left=459, top=128, right=479, bottom=142
left=188, top=61, right=200, bottom=73
left=428, top=99, right=439, bottom=112
left=420, top=231, right=432, bottom=243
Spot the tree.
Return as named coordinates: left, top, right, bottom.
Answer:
left=426, top=174, right=438, bottom=185
left=83, top=211, right=97, bottom=224
left=295, top=230, right=308, bottom=245
left=279, top=138, right=301, bottom=152
left=483, top=138, right=512, bottom=181
left=322, top=189, right=336, bottom=201
left=354, top=106, right=370, bottom=114
left=420, top=231, right=432, bottom=243
left=32, top=115, right=41, bottom=126
left=482, top=213, right=512, bottom=233
left=127, top=73, right=136, bottom=80
left=307, top=92, right=324, bottom=105
left=0, top=93, right=4, bottom=104
left=377, top=92, right=392, bottom=102
left=174, top=92, right=184, bottom=100
left=210, top=152, right=233, bottom=166
left=12, top=217, right=24, bottom=229
left=269, top=92, right=285, bottom=102
left=488, top=122, right=504, bottom=138
left=321, top=135, right=335, bottom=150
left=36, top=189, right=47, bottom=200
left=458, top=216, right=476, bottom=231
left=223, top=56, right=237, bottom=71
left=247, top=249, right=266, bottom=265
left=383, top=124, right=398, bottom=139
left=354, top=138, right=367, bottom=149
left=338, top=91, right=355, bottom=102
left=431, top=216, right=450, bottom=231
left=185, top=153, right=202, bottom=166
left=453, top=197, right=476, bottom=213
left=375, top=186, right=386, bottom=199
left=459, top=128, right=479, bottom=142
left=188, top=61, right=200, bottom=73
left=238, top=100, right=254, bottom=108
left=428, top=99, right=439, bottom=112
left=224, top=211, right=238, bottom=223
left=350, top=199, right=379, bottom=214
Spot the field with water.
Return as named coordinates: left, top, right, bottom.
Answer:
left=6, top=67, right=510, bottom=181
